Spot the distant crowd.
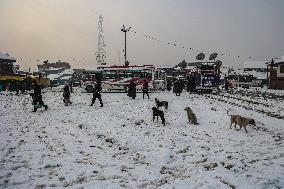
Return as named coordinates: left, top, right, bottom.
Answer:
left=1, top=75, right=230, bottom=112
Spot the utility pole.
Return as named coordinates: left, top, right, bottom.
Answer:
left=121, top=25, right=131, bottom=66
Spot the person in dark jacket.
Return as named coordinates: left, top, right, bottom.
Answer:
left=63, top=83, right=72, bottom=106
left=173, top=80, right=177, bottom=94
left=90, top=81, right=103, bottom=107
left=186, top=76, right=190, bottom=92
left=15, top=81, right=20, bottom=95
left=21, top=80, right=27, bottom=94
left=173, top=80, right=181, bottom=96
left=142, top=80, right=149, bottom=99
left=167, top=81, right=172, bottom=91
left=69, top=81, right=73, bottom=93
left=224, top=75, right=229, bottom=92
left=128, top=80, right=136, bottom=99
left=192, top=76, right=196, bottom=92
left=31, top=80, right=48, bottom=112
left=187, top=75, right=196, bottom=93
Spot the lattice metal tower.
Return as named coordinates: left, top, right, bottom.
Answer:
left=95, top=15, right=107, bottom=66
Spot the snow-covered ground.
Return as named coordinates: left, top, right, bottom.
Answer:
left=0, top=90, right=283, bottom=189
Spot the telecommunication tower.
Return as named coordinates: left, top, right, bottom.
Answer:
left=95, top=15, right=107, bottom=66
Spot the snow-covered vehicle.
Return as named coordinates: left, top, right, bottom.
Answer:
left=81, top=65, right=165, bottom=93
left=227, top=74, right=253, bottom=89
left=152, top=80, right=166, bottom=91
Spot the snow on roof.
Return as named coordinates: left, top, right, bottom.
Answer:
left=185, top=66, right=196, bottom=69
left=47, top=74, right=61, bottom=80
left=230, top=69, right=245, bottom=75
left=59, top=76, right=72, bottom=80
left=156, top=65, right=174, bottom=69
left=220, top=67, right=229, bottom=73
left=45, top=67, right=64, bottom=71
left=61, top=69, right=75, bottom=75
left=0, top=52, right=16, bottom=61
left=243, top=61, right=268, bottom=69
left=274, top=54, right=284, bottom=64
left=245, top=71, right=267, bottom=80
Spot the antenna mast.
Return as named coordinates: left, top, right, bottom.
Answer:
left=96, top=15, right=107, bottom=66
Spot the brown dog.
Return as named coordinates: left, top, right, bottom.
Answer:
left=184, top=107, right=198, bottom=125
left=227, top=110, right=256, bottom=133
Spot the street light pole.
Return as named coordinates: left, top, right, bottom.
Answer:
left=121, top=25, right=131, bottom=66
left=124, top=31, right=127, bottom=63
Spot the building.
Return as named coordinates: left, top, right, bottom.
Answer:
left=37, top=60, right=73, bottom=86
left=46, top=69, right=75, bottom=86
left=0, top=52, right=16, bottom=75
left=243, top=60, right=268, bottom=86
left=268, top=55, right=284, bottom=90
left=244, top=61, right=268, bottom=72
left=37, top=60, right=71, bottom=72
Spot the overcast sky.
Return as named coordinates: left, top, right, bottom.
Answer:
left=0, top=0, right=283, bottom=71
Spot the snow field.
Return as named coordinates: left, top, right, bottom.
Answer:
left=0, top=90, right=283, bottom=189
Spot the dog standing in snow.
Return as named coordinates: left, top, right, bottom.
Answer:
left=227, top=110, right=256, bottom=133
left=152, top=107, right=165, bottom=126
left=155, top=98, right=168, bottom=110
left=184, top=107, right=198, bottom=125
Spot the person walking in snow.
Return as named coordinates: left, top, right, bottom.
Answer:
left=167, top=81, right=172, bottom=91
left=69, top=81, right=73, bottom=93
left=128, top=80, right=136, bottom=99
left=90, top=80, right=103, bottom=107
left=224, top=75, right=229, bottom=92
left=63, top=83, right=72, bottom=106
left=14, top=81, right=20, bottom=95
left=142, top=80, right=149, bottom=99
left=31, top=80, right=48, bottom=112
left=173, top=80, right=178, bottom=95
left=187, top=75, right=196, bottom=93
left=173, top=79, right=181, bottom=96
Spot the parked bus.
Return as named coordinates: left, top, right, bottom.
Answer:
left=81, top=65, right=165, bottom=93
left=191, top=62, right=220, bottom=93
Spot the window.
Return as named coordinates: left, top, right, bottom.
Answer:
left=280, top=65, right=284, bottom=73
